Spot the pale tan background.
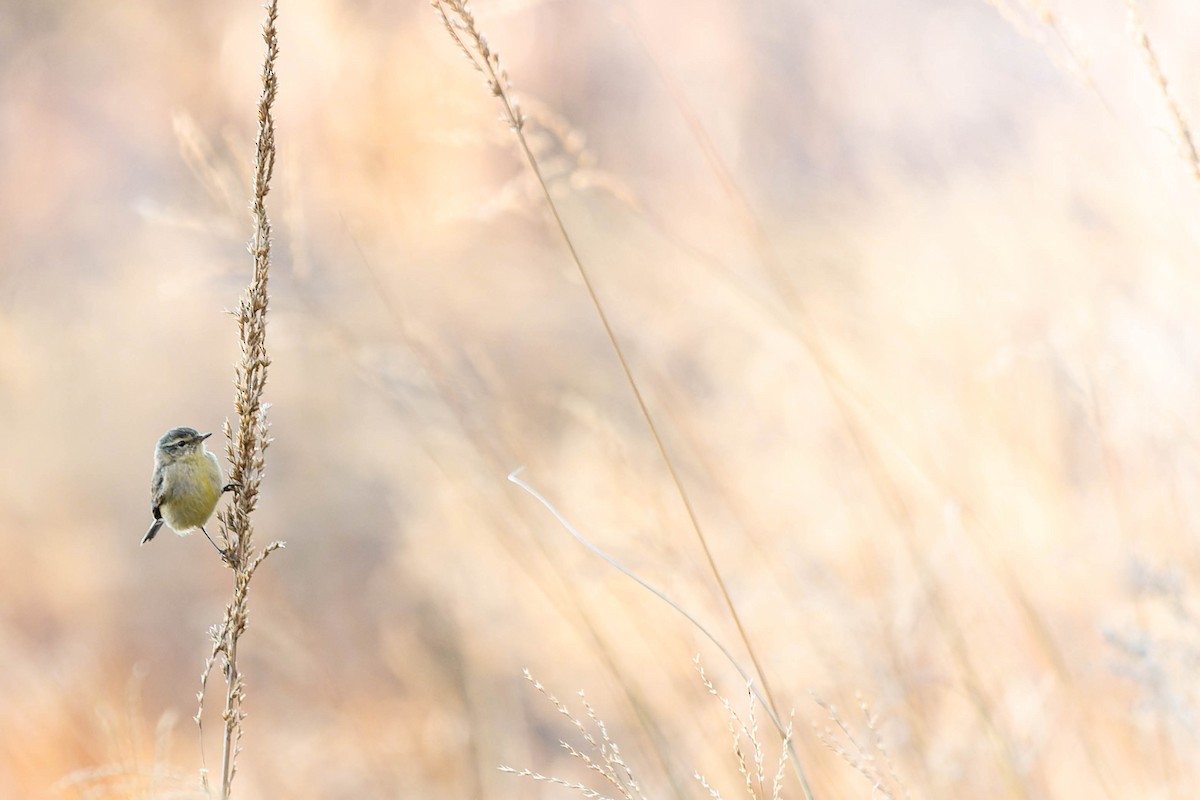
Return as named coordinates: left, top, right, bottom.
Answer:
left=4, top=0, right=1200, bottom=797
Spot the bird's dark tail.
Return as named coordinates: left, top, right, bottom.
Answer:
left=141, top=519, right=164, bottom=545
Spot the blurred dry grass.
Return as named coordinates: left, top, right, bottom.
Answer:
left=6, top=0, right=1200, bottom=797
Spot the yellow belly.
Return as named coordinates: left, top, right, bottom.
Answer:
left=161, top=456, right=223, bottom=533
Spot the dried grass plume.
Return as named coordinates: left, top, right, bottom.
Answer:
left=195, top=2, right=285, bottom=798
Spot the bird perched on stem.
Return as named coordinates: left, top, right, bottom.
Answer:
left=143, top=426, right=235, bottom=560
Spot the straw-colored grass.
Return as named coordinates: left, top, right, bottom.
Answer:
left=8, top=0, right=1200, bottom=798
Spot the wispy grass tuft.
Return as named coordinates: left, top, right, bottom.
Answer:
left=811, top=691, right=909, bottom=800
left=502, top=667, right=796, bottom=800
left=54, top=704, right=204, bottom=800
left=194, top=2, right=285, bottom=798
left=693, top=657, right=795, bottom=800
left=500, top=670, right=649, bottom=800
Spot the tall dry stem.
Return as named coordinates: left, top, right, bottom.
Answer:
left=195, top=2, right=285, bottom=798
left=428, top=5, right=798, bottom=790
left=1124, top=0, right=1200, bottom=182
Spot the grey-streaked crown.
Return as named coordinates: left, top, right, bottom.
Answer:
left=156, top=427, right=212, bottom=460
left=158, top=427, right=203, bottom=448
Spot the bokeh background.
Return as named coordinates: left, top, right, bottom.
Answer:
left=5, top=0, right=1200, bottom=797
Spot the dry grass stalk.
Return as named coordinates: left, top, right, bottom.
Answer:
left=693, top=657, right=794, bottom=800
left=431, top=0, right=525, bottom=133
left=194, top=2, right=285, bottom=798
left=811, top=692, right=909, bottom=800
left=978, top=0, right=1090, bottom=85
left=501, top=665, right=798, bottom=800
left=613, top=23, right=1019, bottom=789
left=613, top=19, right=1061, bottom=795
left=472, top=97, right=641, bottom=222
left=1124, top=0, right=1200, bottom=182
left=499, top=670, right=649, bottom=800
left=508, top=466, right=814, bottom=795
left=429, top=3, right=792, bottom=788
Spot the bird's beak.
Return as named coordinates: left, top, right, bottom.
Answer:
left=199, top=432, right=213, bottom=441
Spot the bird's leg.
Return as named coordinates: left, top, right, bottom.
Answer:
left=200, top=526, right=237, bottom=569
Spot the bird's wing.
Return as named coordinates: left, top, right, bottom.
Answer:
left=145, top=466, right=171, bottom=544
left=151, top=468, right=169, bottom=518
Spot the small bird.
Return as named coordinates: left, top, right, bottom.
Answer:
left=143, top=426, right=230, bottom=557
